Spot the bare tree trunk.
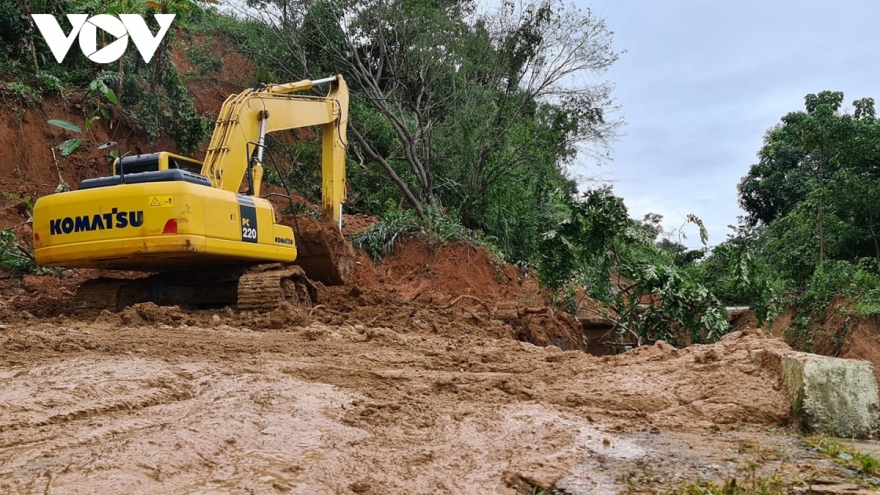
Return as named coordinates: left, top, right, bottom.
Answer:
left=19, top=0, right=39, bottom=68
left=350, top=127, right=426, bottom=221
left=818, top=156, right=824, bottom=264
left=117, top=57, right=124, bottom=101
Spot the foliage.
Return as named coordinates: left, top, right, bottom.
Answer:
left=730, top=89, right=880, bottom=347
left=0, top=0, right=213, bottom=155
left=261, top=134, right=325, bottom=205
left=352, top=204, right=500, bottom=264
left=3, top=82, right=40, bottom=104
left=220, top=0, right=622, bottom=265
left=184, top=42, right=223, bottom=76
left=47, top=78, right=119, bottom=156
left=733, top=91, right=880, bottom=349
left=688, top=220, right=783, bottom=327
left=124, top=56, right=208, bottom=152
left=538, top=186, right=730, bottom=346
left=2, top=192, right=34, bottom=211
left=0, top=229, right=34, bottom=274
left=738, top=91, right=880, bottom=285
left=797, top=259, right=880, bottom=317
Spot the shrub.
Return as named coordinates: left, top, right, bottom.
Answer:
left=352, top=205, right=500, bottom=264
left=0, top=229, right=34, bottom=274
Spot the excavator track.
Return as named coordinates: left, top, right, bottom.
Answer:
left=73, top=265, right=317, bottom=313
left=74, top=278, right=130, bottom=313
left=236, top=266, right=316, bottom=311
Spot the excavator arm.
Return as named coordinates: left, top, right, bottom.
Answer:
left=202, top=75, right=349, bottom=225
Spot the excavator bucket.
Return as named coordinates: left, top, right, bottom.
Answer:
left=287, top=215, right=355, bottom=286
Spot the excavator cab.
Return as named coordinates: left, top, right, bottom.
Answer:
left=111, top=152, right=204, bottom=175
left=78, top=153, right=211, bottom=191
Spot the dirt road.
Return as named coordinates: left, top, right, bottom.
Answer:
left=0, top=301, right=866, bottom=494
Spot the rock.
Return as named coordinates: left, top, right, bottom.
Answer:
left=753, top=349, right=880, bottom=438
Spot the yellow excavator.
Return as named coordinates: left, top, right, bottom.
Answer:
left=31, top=74, right=353, bottom=311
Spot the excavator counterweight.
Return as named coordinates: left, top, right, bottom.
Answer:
left=31, top=75, right=353, bottom=311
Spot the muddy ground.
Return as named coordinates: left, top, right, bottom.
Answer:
left=0, top=279, right=878, bottom=494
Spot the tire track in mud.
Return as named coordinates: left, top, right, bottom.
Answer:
left=0, top=359, right=195, bottom=434
left=0, top=357, right=369, bottom=494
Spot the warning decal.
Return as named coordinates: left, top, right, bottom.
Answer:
left=149, top=196, right=173, bottom=208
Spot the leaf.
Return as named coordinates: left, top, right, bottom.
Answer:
left=85, top=116, right=100, bottom=132
left=47, top=119, right=82, bottom=133
left=104, top=88, right=118, bottom=105
left=58, top=139, right=81, bottom=156
left=89, top=80, right=97, bottom=91
left=684, top=213, right=709, bottom=246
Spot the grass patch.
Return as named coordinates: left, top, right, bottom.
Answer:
left=803, top=435, right=879, bottom=476
left=663, top=463, right=791, bottom=495
left=667, top=478, right=786, bottom=495
left=351, top=206, right=501, bottom=264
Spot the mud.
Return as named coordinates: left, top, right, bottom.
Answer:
left=838, top=316, right=880, bottom=387
left=351, top=240, right=535, bottom=306
left=0, top=305, right=862, bottom=495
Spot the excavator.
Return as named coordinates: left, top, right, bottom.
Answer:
left=30, top=74, right=353, bottom=311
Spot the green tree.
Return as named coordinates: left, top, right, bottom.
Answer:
left=538, top=186, right=729, bottom=346
left=738, top=92, right=880, bottom=273
left=688, top=219, right=782, bottom=326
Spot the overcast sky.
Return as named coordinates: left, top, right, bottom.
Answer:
left=577, top=0, right=880, bottom=248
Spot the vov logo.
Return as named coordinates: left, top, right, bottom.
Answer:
left=31, top=14, right=175, bottom=64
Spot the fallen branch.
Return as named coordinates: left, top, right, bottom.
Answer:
left=51, top=147, right=70, bottom=193
left=518, top=306, right=550, bottom=316
left=440, top=295, right=494, bottom=318
left=16, top=244, right=35, bottom=263
left=405, top=287, right=427, bottom=303
left=308, top=304, right=326, bottom=317
left=461, top=306, right=488, bottom=325
left=7, top=217, right=33, bottom=230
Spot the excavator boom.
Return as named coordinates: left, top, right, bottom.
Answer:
left=202, top=76, right=349, bottom=223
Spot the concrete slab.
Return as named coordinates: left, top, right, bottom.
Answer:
left=752, top=350, right=880, bottom=438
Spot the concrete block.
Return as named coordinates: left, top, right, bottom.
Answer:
left=779, top=353, right=880, bottom=438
